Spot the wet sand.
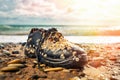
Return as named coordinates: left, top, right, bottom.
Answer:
left=0, top=42, right=120, bottom=80
left=1, top=35, right=120, bottom=43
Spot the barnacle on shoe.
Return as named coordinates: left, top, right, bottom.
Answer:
left=24, top=28, right=87, bottom=68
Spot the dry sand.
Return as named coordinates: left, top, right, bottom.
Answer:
left=0, top=42, right=120, bottom=80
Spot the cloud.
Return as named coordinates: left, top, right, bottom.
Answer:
left=0, top=0, right=120, bottom=25
left=15, top=0, right=59, bottom=18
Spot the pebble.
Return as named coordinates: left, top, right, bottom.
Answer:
left=0, top=67, right=19, bottom=72
left=0, top=74, right=6, bottom=80
left=29, top=74, right=40, bottom=79
left=21, top=42, right=26, bottom=46
left=0, top=53, right=5, bottom=57
left=33, top=60, right=38, bottom=64
left=7, top=59, right=25, bottom=64
left=62, top=69, right=70, bottom=73
left=110, top=76, right=118, bottom=80
left=0, top=60, right=4, bottom=63
left=12, top=50, right=19, bottom=54
left=8, top=64, right=26, bottom=68
left=44, top=67, right=63, bottom=72
left=78, top=72, right=85, bottom=77
left=80, top=77, right=88, bottom=80
left=2, top=50, right=10, bottom=56
left=39, top=75, right=47, bottom=78
left=0, top=72, right=4, bottom=75
left=69, top=76, right=80, bottom=80
left=16, top=70, right=22, bottom=75
left=0, top=44, right=4, bottom=49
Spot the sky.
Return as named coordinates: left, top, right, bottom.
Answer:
left=0, top=0, right=120, bottom=25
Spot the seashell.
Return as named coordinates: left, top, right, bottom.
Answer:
left=7, top=59, right=24, bottom=64
left=44, top=67, right=63, bottom=72
left=1, top=67, right=19, bottom=72
left=8, top=64, right=26, bottom=68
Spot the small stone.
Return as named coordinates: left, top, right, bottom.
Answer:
left=109, top=56, right=117, bottom=61
left=2, top=50, right=10, bottom=56
left=30, top=74, right=40, bottom=79
left=0, top=44, right=4, bottom=49
left=16, top=70, right=22, bottom=75
left=110, top=76, right=118, bottom=80
left=12, top=50, right=19, bottom=54
left=8, top=64, right=26, bottom=68
left=80, top=77, right=88, bottom=80
left=69, top=76, right=80, bottom=80
left=20, top=42, right=26, bottom=46
left=0, top=72, right=4, bottom=75
left=33, top=60, right=37, bottom=64
left=78, top=72, right=85, bottom=77
left=39, top=75, right=47, bottom=78
left=0, top=74, right=6, bottom=80
left=33, top=61, right=46, bottom=68
left=0, top=60, right=4, bottom=63
left=44, top=67, right=63, bottom=72
left=7, top=59, right=25, bottom=64
left=1, top=67, right=19, bottom=72
left=0, top=53, right=5, bottom=57
left=62, top=69, right=70, bottom=73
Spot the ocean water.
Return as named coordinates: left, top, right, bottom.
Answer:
left=0, top=25, right=103, bottom=35
left=0, top=25, right=120, bottom=43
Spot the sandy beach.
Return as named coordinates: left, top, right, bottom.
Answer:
left=0, top=39, right=120, bottom=80
left=1, top=0, right=120, bottom=79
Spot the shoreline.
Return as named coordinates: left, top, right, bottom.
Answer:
left=0, top=35, right=120, bottom=44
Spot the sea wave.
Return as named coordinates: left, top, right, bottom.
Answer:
left=0, top=35, right=120, bottom=43
left=0, top=25, right=101, bottom=35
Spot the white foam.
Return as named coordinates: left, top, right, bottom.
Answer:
left=0, top=35, right=120, bottom=43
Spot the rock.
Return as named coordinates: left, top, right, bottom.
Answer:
left=7, top=59, right=25, bottom=64
left=62, top=69, right=70, bottom=73
left=110, top=76, right=118, bottom=80
left=29, top=74, right=47, bottom=79
left=2, top=50, right=10, bottom=56
left=0, top=59, right=4, bottom=63
left=0, top=53, right=5, bottom=57
left=12, top=50, right=19, bottom=54
left=78, top=72, right=85, bottom=77
left=8, top=64, right=26, bottom=68
left=83, top=66, right=103, bottom=79
left=44, top=67, right=63, bottom=72
left=69, top=76, right=80, bottom=80
left=0, top=73, right=6, bottom=80
left=33, top=60, right=38, bottom=64
left=39, top=75, right=47, bottom=78
left=16, top=70, right=22, bottom=75
left=33, top=61, right=46, bottom=68
left=80, top=77, right=88, bottom=80
left=0, top=72, right=4, bottom=75
left=0, top=67, right=19, bottom=72
left=21, top=42, right=26, bottom=46
left=0, top=44, right=4, bottom=49
left=30, top=74, right=40, bottom=79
